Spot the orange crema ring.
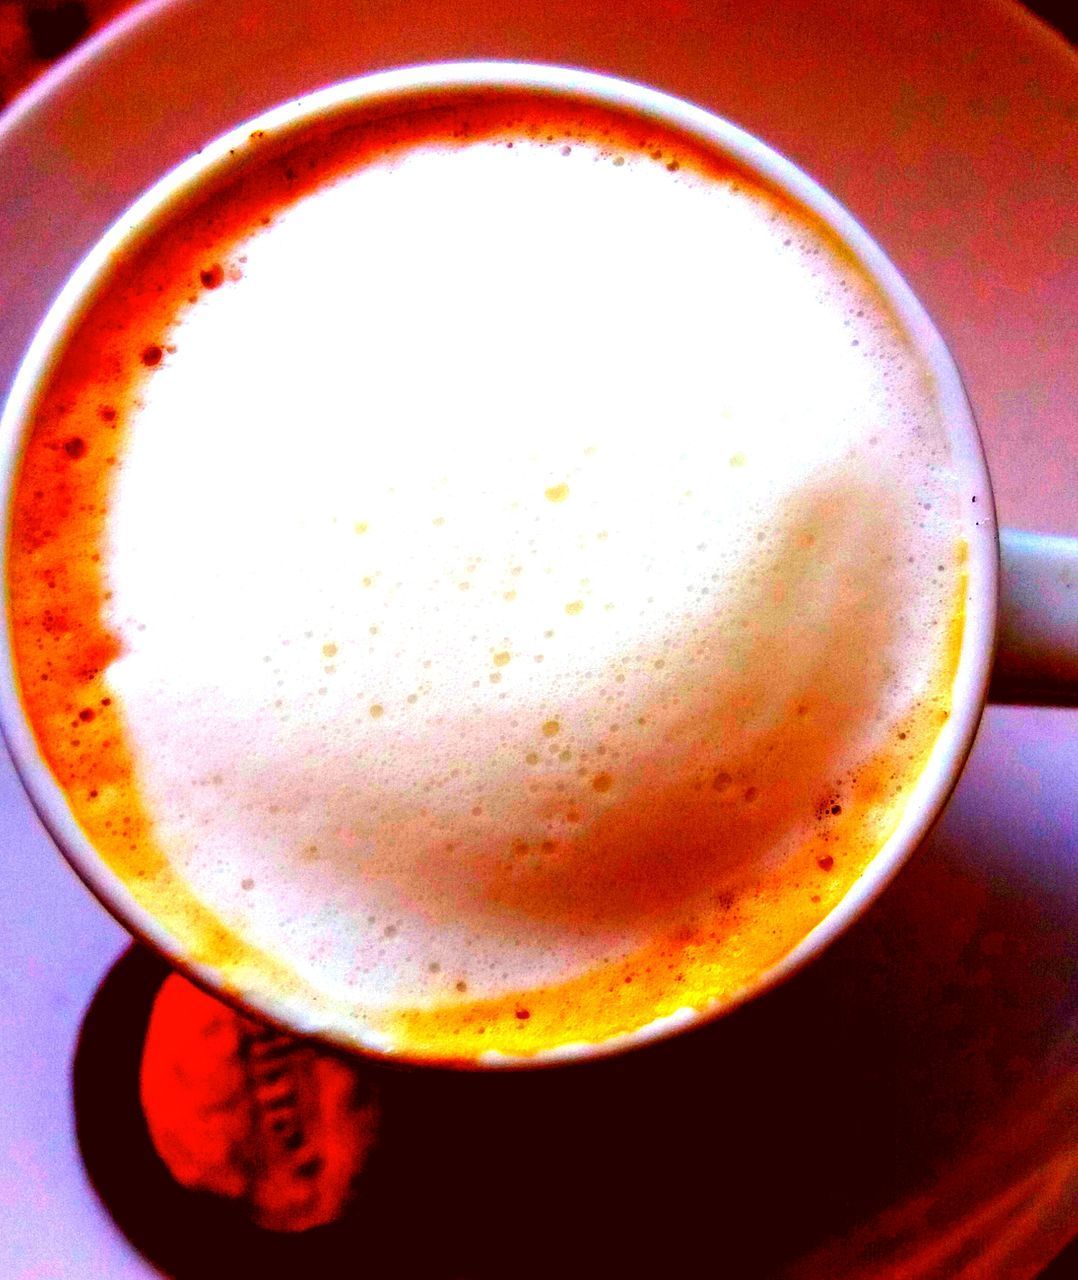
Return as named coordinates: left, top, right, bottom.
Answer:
left=7, top=90, right=966, bottom=1062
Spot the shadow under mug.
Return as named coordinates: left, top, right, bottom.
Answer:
left=0, top=62, right=1074, bottom=1068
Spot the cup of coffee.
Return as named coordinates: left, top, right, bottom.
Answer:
left=1, top=63, right=1073, bottom=1067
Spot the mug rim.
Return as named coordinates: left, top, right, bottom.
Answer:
left=0, top=60, right=999, bottom=1068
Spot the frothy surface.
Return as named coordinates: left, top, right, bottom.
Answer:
left=8, top=94, right=965, bottom=1060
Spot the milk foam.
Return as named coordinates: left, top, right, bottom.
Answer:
left=13, top=102, right=963, bottom=1052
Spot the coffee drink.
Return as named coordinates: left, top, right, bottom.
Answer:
left=6, top=87, right=966, bottom=1061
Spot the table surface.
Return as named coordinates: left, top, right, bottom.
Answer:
left=0, top=2, right=1074, bottom=1277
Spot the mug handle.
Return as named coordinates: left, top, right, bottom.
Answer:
left=990, top=529, right=1078, bottom=706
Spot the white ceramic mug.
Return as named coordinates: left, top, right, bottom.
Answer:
left=1, top=63, right=1074, bottom=1066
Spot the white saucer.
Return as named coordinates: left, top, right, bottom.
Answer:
left=0, top=2, right=1074, bottom=1275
